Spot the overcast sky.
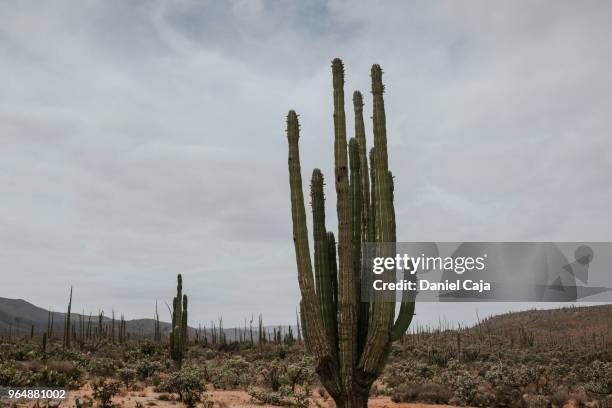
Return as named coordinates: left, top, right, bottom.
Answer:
left=1, top=1, right=611, bottom=328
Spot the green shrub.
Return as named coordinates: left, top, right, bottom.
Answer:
left=581, top=360, right=612, bottom=395
left=116, top=367, right=137, bottom=388
left=0, top=361, right=38, bottom=386
left=156, top=366, right=205, bottom=408
left=210, top=356, right=253, bottom=389
left=282, top=358, right=315, bottom=391
left=256, top=359, right=284, bottom=391
left=88, top=357, right=120, bottom=377
left=453, top=372, right=480, bottom=405
left=92, top=379, right=121, bottom=408
left=135, top=359, right=162, bottom=380
left=248, top=386, right=308, bottom=408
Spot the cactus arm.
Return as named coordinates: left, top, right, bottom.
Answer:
left=286, top=110, right=333, bottom=364
left=391, top=301, right=415, bottom=341
left=182, top=295, right=188, bottom=350
left=327, top=231, right=338, bottom=310
left=326, top=231, right=340, bottom=360
left=360, top=64, right=396, bottom=374
left=311, top=169, right=338, bottom=351
left=369, top=148, right=377, bottom=241
left=332, top=59, right=358, bottom=387
left=385, top=170, right=416, bottom=342
left=349, top=138, right=362, bottom=287
left=349, top=138, right=369, bottom=355
left=353, top=91, right=373, bottom=243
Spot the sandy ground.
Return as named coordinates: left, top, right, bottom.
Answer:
left=5, top=385, right=459, bottom=408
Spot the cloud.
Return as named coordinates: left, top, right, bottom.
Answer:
left=1, top=0, right=611, bottom=326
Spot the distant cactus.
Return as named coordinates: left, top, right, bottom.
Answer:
left=170, top=274, right=188, bottom=367
left=111, top=310, right=116, bottom=344
left=97, top=311, right=104, bottom=340
left=118, top=315, right=126, bottom=344
left=154, top=301, right=161, bottom=342
left=47, top=309, right=54, bottom=339
left=285, top=59, right=415, bottom=408
left=63, top=286, right=73, bottom=348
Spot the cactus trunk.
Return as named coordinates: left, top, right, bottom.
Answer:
left=285, top=59, right=415, bottom=408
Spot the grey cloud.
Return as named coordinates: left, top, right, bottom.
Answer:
left=1, top=1, right=611, bottom=327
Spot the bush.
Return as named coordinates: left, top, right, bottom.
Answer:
left=88, top=357, right=119, bottom=377
left=210, top=356, right=253, bottom=389
left=282, top=358, right=315, bottom=391
left=248, top=386, right=309, bottom=408
left=453, top=373, right=480, bottom=405
left=521, top=394, right=549, bottom=408
left=417, top=382, right=451, bottom=404
left=257, top=360, right=283, bottom=391
left=391, top=382, right=450, bottom=404
left=493, top=385, right=521, bottom=407
left=92, top=379, right=121, bottom=408
left=391, top=383, right=420, bottom=402
left=135, top=360, right=162, bottom=380
left=156, top=366, right=205, bottom=408
left=0, top=361, right=38, bottom=386
left=485, top=362, right=536, bottom=388
left=116, top=367, right=137, bottom=388
left=0, top=359, right=83, bottom=389
left=581, top=360, right=612, bottom=395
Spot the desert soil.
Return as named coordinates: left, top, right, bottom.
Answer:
left=8, top=385, right=460, bottom=408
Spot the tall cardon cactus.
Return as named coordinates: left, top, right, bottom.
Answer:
left=286, top=59, right=415, bottom=408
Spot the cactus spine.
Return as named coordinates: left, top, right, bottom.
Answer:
left=286, top=59, right=415, bottom=408
left=170, top=274, right=188, bottom=367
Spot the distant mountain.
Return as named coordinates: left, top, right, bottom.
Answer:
left=0, top=297, right=297, bottom=342
left=0, top=297, right=175, bottom=339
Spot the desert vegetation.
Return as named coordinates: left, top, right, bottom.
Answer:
left=0, top=304, right=610, bottom=408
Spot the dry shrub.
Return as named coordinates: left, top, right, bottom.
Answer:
left=551, top=389, right=569, bottom=407
left=418, top=382, right=451, bottom=404
left=391, top=383, right=420, bottom=402
left=157, top=393, right=173, bottom=401
left=392, top=382, right=450, bottom=404
left=522, top=394, right=549, bottom=408
left=46, top=360, right=77, bottom=375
